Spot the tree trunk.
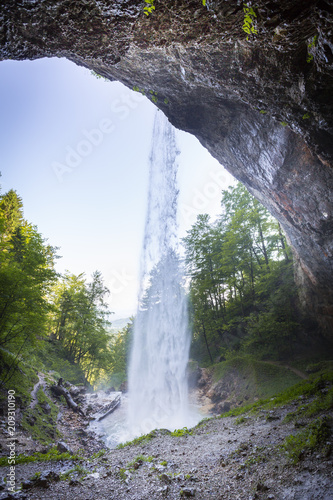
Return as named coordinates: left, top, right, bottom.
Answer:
left=51, top=379, right=85, bottom=415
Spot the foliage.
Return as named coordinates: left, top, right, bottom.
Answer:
left=48, top=271, right=113, bottom=386
left=107, top=320, right=133, bottom=388
left=60, top=464, right=89, bottom=480
left=282, top=416, right=331, bottom=464
left=0, top=185, right=116, bottom=393
left=307, top=35, right=318, bottom=63
left=116, top=430, right=156, bottom=448
left=143, top=0, right=155, bottom=16
left=210, top=356, right=301, bottom=403
left=127, top=455, right=153, bottom=468
left=133, top=86, right=168, bottom=105
left=243, top=4, right=258, bottom=39
left=90, top=70, right=109, bottom=82
left=218, top=371, right=333, bottom=419
left=170, top=427, right=192, bottom=437
left=37, top=339, right=86, bottom=385
left=0, top=349, right=38, bottom=405
left=21, top=387, right=60, bottom=444
left=183, top=182, right=298, bottom=365
left=0, top=190, right=58, bottom=385
left=0, top=447, right=83, bottom=467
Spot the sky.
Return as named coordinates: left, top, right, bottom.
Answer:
left=0, top=57, right=234, bottom=320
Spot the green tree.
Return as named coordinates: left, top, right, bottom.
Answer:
left=49, top=271, right=113, bottom=385
left=0, top=190, right=58, bottom=383
left=183, top=182, right=297, bottom=364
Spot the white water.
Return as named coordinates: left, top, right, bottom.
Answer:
left=125, top=111, right=196, bottom=439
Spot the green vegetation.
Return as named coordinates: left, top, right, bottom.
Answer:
left=0, top=350, right=38, bottom=405
left=183, top=182, right=299, bottom=366
left=217, top=371, right=333, bottom=419
left=103, top=320, right=133, bottom=390
left=60, top=464, right=90, bottom=481
left=0, top=187, right=118, bottom=394
left=143, top=0, right=155, bottom=16
left=210, top=356, right=301, bottom=406
left=133, top=86, right=168, bottom=105
left=116, top=430, right=156, bottom=449
left=282, top=416, right=331, bottom=464
left=171, top=427, right=192, bottom=437
left=127, top=455, right=154, bottom=468
left=0, top=190, right=57, bottom=387
left=48, top=270, right=113, bottom=386
left=307, top=35, right=318, bottom=63
left=0, top=446, right=83, bottom=467
left=243, top=4, right=258, bottom=39
left=90, top=70, right=108, bottom=82
left=21, top=387, right=60, bottom=445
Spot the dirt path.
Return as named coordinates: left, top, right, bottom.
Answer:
left=29, top=373, right=46, bottom=409
left=265, top=360, right=308, bottom=380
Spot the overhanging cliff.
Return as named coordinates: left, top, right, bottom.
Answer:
left=1, top=0, right=332, bottom=335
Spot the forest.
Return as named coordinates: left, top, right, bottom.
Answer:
left=0, top=187, right=128, bottom=392
left=0, top=181, right=329, bottom=396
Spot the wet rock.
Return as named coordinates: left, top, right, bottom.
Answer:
left=69, top=479, right=81, bottom=486
left=0, top=493, right=29, bottom=500
left=266, top=412, right=280, bottom=422
left=256, top=482, right=269, bottom=492
left=119, top=381, right=128, bottom=393
left=180, top=487, right=196, bottom=497
left=57, top=441, right=73, bottom=454
left=85, top=473, right=100, bottom=480
left=187, top=360, right=201, bottom=389
left=21, top=480, right=34, bottom=490
left=160, top=473, right=171, bottom=484
left=105, top=386, right=116, bottom=394
left=157, top=485, right=169, bottom=495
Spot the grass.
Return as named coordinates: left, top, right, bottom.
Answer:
left=36, top=339, right=86, bottom=385
left=21, top=386, right=60, bottom=445
left=210, top=356, right=301, bottom=407
left=170, top=427, right=192, bottom=437
left=0, top=446, right=84, bottom=467
left=284, top=386, right=333, bottom=422
left=116, top=430, right=156, bottom=449
left=60, top=464, right=90, bottom=480
left=282, top=416, right=331, bottom=464
left=0, top=349, right=39, bottom=405
left=127, top=454, right=154, bottom=469
left=218, top=370, right=333, bottom=420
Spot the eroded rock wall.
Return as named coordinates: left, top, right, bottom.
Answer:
left=1, top=0, right=332, bottom=335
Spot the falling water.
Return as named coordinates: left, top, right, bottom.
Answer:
left=127, top=111, right=192, bottom=437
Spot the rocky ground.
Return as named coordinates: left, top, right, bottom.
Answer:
left=0, top=376, right=332, bottom=500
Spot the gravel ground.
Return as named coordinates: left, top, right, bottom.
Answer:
left=1, top=397, right=332, bottom=500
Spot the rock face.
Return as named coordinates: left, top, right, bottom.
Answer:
left=1, top=0, right=332, bottom=335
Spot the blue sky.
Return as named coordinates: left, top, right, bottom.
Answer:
left=0, top=57, right=234, bottom=319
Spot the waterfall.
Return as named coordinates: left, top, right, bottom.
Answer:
left=127, top=111, right=191, bottom=437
